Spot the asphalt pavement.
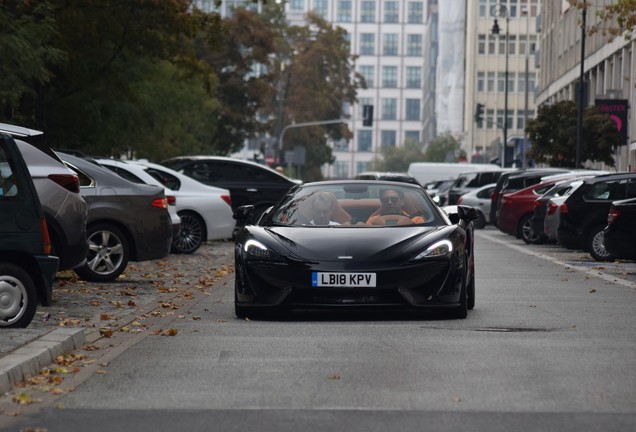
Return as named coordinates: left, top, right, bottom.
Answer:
left=0, top=240, right=235, bottom=395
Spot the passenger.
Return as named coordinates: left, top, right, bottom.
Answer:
left=366, top=188, right=425, bottom=224
left=310, top=192, right=341, bottom=225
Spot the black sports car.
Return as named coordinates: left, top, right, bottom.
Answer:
left=233, top=181, right=479, bottom=319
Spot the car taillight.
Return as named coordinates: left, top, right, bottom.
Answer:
left=491, top=192, right=498, bottom=201
left=560, top=203, right=568, bottom=214
left=151, top=197, right=168, bottom=209
left=607, top=209, right=620, bottom=225
left=534, top=199, right=544, bottom=208
left=49, top=174, right=80, bottom=193
left=39, top=216, right=52, bottom=255
left=221, top=194, right=231, bottom=207
left=547, top=202, right=558, bottom=215
left=457, top=196, right=463, bottom=205
left=166, top=195, right=176, bottom=206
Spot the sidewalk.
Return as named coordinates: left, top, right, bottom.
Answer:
left=0, top=241, right=235, bottom=395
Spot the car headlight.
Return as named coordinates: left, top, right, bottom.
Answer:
left=412, top=240, right=453, bottom=260
left=243, top=239, right=285, bottom=262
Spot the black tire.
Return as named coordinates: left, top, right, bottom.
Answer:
left=75, top=223, right=130, bottom=282
left=172, top=211, right=205, bottom=254
left=587, top=225, right=614, bottom=261
left=451, top=258, right=468, bottom=319
left=0, top=263, right=38, bottom=328
left=473, top=211, right=487, bottom=229
left=519, top=214, right=545, bottom=244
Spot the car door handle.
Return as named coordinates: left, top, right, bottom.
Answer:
left=246, top=188, right=258, bottom=192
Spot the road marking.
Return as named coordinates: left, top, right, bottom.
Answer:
left=476, top=230, right=636, bottom=289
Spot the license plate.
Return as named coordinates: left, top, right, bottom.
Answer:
left=312, top=272, right=376, bottom=287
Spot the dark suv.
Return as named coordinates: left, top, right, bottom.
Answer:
left=558, top=172, right=636, bottom=261
left=161, top=156, right=299, bottom=223
left=1, top=133, right=59, bottom=328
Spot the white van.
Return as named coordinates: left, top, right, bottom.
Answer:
left=407, top=162, right=502, bottom=186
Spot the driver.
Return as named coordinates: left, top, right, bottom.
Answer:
left=366, top=188, right=425, bottom=225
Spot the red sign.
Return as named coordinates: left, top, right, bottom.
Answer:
left=595, top=99, right=629, bottom=144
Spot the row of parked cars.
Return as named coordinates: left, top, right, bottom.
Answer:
left=1, top=123, right=306, bottom=328
left=453, top=167, right=636, bottom=262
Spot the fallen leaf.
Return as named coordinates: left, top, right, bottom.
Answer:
left=99, top=329, right=113, bottom=338
left=162, top=328, right=178, bottom=336
left=589, top=289, right=597, bottom=293
left=327, top=374, right=341, bottom=380
left=13, top=392, right=41, bottom=405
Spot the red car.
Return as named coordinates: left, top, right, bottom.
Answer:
left=497, top=180, right=560, bottom=243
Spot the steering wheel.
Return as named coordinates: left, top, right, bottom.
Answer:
left=370, top=215, right=414, bottom=226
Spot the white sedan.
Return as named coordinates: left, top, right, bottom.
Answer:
left=97, top=159, right=235, bottom=253
left=456, top=183, right=496, bottom=229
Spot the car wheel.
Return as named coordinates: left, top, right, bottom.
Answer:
left=587, top=225, right=614, bottom=261
left=75, top=223, right=130, bottom=282
left=451, top=258, right=468, bottom=319
left=172, top=211, right=205, bottom=254
left=0, top=263, right=38, bottom=328
left=473, top=211, right=486, bottom=229
left=519, top=214, right=544, bottom=244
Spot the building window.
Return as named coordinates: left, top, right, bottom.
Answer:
left=405, top=66, right=421, bottom=88
left=313, top=0, right=328, bottom=18
left=508, top=73, right=515, bottom=93
left=509, top=0, right=518, bottom=17
left=382, top=66, right=398, bottom=88
left=381, top=98, right=397, bottom=120
left=405, top=99, right=420, bottom=121
left=360, top=33, right=375, bottom=55
left=518, top=73, right=526, bottom=94
left=384, top=1, right=399, bottom=23
left=407, top=1, right=423, bottom=24
left=381, top=130, right=397, bottom=148
left=477, top=72, right=485, bottom=92
left=357, top=130, right=373, bottom=152
left=406, top=34, right=422, bottom=56
left=486, top=109, right=494, bottom=129
left=528, top=73, right=536, bottom=92
left=334, top=138, right=349, bottom=151
left=336, top=0, right=352, bottom=22
left=488, top=35, right=496, bottom=55
left=356, top=161, right=369, bottom=174
left=519, top=35, right=527, bottom=55
left=478, top=34, right=486, bottom=54
left=508, top=35, right=516, bottom=55
left=358, top=97, right=372, bottom=116
left=529, top=35, right=537, bottom=54
left=333, top=161, right=349, bottom=178
left=498, top=109, right=513, bottom=129
left=383, top=33, right=398, bottom=56
left=479, top=0, right=487, bottom=17
left=361, top=1, right=376, bottom=23
left=405, top=130, right=420, bottom=143
left=497, top=72, right=505, bottom=93
left=290, top=0, right=304, bottom=11
left=359, top=65, right=375, bottom=88
left=487, top=72, right=495, bottom=92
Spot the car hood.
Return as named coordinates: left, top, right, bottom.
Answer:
left=257, top=225, right=450, bottom=262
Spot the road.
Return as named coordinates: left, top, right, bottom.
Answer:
left=1, top=228, right=635, bottom=432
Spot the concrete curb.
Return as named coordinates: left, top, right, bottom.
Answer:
left=0, top=328, right=86, bottom=395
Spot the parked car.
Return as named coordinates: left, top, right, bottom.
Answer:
left=490, top=169, right=570, bottom=228
left=354, top=171, right=421, bottom=185
left=0, top=123, right=88, bottom=271
left=558, top=172, right=636, bottom=261
left=445, top=169, right=511, bottom=205
left=456, top=183, right=496, bottom=229
left=59, top=153, right=173, bottom=282
left=233, top=180, right=479, bottom=319
left=543, top=196, right=568, bottom=243
left=528, top=177, right=594, bottom=244
left=497, top=179, right=562, bottom=243
left=0, top=132, right=58, bottom=328
left=91, top=159, right=181, bottom=244
left=97, top=158, right=235, bottom=253
left=161, top=156, right=299, bottom=224
left=603, top=197, right=636, bottom=261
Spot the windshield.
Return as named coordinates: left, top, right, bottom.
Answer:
left=266, top=183, right=438, bottom=227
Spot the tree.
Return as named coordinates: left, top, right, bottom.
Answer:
left=423, top=132, right=461, bottom=162
left=277, top=13, right=364, bottom=181
left=526, top=100, right=622, bottom=167
left=570, top=0, right=636, bottom=41
left=371, top=137, right=424, bottom=172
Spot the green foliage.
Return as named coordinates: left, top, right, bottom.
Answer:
left=571, top=0, right=636, bottom=41
left=423, top=132, right=461, bottom=162
left=525, top=100, right=622, bottom=167
left=371, top=137, right=424, bottom=172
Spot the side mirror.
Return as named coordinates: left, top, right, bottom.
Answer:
left=457, top=205, right=480, bottom=222
left=233, top=205, right=255, bottom=223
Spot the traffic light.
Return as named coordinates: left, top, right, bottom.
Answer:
left=362, top=105, right=374, bottom=127
left=474, top=103, right=484, bottom=126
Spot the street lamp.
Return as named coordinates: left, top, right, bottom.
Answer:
left=521, top=4, right=530, bottom=169
left=491, top=4, right=509, bottom=168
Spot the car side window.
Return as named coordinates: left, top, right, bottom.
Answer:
left=586, top=181, right=615, bottom=200
left=623, top=179, right=636, bottom=200
left=0, top=147, right=20, bottom=198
